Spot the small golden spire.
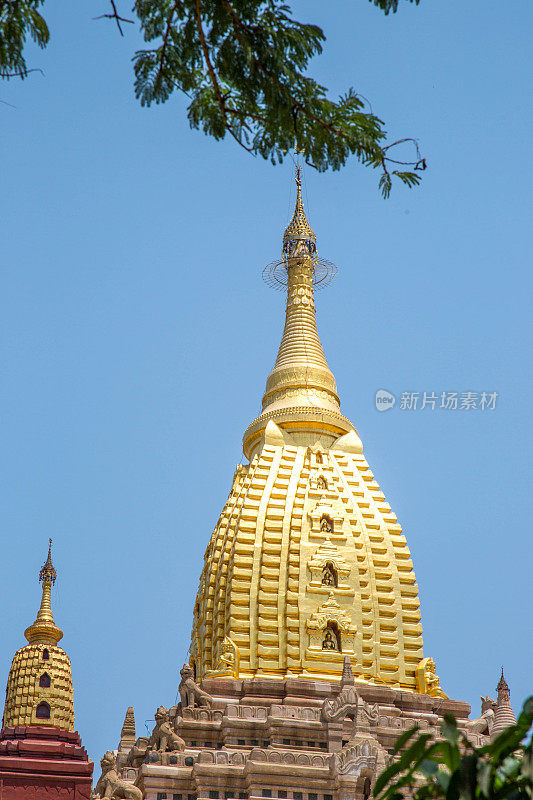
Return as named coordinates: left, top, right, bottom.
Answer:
left=24, top=539, right=63, bottom=646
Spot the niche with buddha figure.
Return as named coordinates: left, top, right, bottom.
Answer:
left=322, top=622, right=342, bottom=652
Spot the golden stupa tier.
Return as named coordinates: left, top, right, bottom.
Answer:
left=190, top=169, right=440, bottom=695
left=3, top=644, right=75, bottom=730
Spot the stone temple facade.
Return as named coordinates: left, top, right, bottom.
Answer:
left=119, top=663, right=471, bottom=800
left=88, top=171, right=515, bottom=798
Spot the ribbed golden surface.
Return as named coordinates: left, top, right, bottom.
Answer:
left=3, top=644, right=74, bottom=729
left=191, top=442, right=424, bottom=688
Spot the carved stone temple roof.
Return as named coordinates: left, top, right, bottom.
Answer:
left=111, top=676, right=472, bottom=800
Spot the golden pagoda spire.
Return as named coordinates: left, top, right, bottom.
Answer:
left=24, top=539, right=64, bottom=646
left=243, top=165, right=354, bottom=458
left=191, top=172, right=427, bottom=689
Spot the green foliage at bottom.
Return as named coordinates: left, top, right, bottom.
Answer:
left=374, top=698, right=533, bottom=800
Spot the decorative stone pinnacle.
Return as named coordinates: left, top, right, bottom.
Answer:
left=118, top=706, right=137, bottom=751
left=121, top=706, right=136, bottom=738
left=341, top=656, right=355, bottom=688
left=497, top=667, right=510, bottom=696
left=492, top=667, right=516, bottom=737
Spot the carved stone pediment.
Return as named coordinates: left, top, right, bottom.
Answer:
left=359, top=700, right=380, bottom=726
left=335, top=732, right=387, bottom=778
left=322, top=683, right=360, bottom=723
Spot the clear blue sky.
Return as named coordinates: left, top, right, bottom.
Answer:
left=1, top=0, right=532, bottom=766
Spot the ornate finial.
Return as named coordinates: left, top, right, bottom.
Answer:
left=39, top=538, right=57, bottom=585
left=121, top=706, right=136, bottom=738
left=262, top=166, right=337, bottom=291
left=282, top=165, right=317, bottom=257
left=497, top=667, right=509, bottom=694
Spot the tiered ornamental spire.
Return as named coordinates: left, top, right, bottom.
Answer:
left=2, top=541, right=75, bottom=730
left=191, top=170, right=444, bottom=695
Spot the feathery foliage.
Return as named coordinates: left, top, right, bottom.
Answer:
left=0, top=0, right=48, bottom=79
left=132, top=0, right=426, bottom=194
left=1, top=0, right=427, bottom=195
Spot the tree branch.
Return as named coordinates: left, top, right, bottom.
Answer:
left=94, top=0, right=133, bottom=36
left=0, top=67, right=44, bottom=79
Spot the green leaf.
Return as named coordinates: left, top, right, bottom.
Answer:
left=419, top=758, right=440, bottom=778
left=441, top=714, right=460, bottom=745
left=521, top=742, right=533, bottom=784
left=478, top=760, right=494, bottom=798
left=458, top=755, right=478, bottom=800
left=436, top=767, right=452, bottom=792
left=446, top=769, right=461, bottom=800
